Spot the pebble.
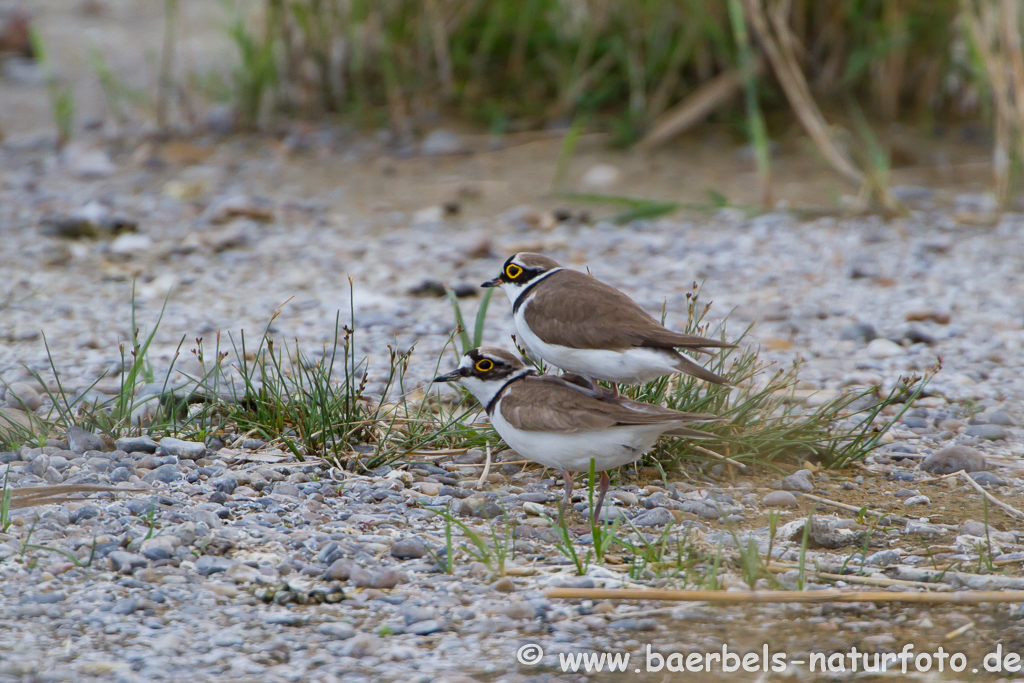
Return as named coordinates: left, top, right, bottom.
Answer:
left=579, top=164, right=622, bottom=191
left=391, top=537, right=428, bottom=559
left=115, top=436, right=158, bottom=453
left=780, top=470, right=813, bottom=492
left=325, top=559, right=353, bottom=581
left=194, top=556, right=236, bottom=576
left=964, top=424, right=1008, bottom=440
left=156, top=438, right=207, bottom=460
left=866, top=338, right=905, bottom=359
left=920, top=446, right=987, bottom=474
left=261, top=611, right=310, bottom=626
left=3, top=381, right=41, bottom=411
left=631, top=507, right=675, bottom=527
left=317, top=622, right=355, bottom=639
left=421, top=130, right=467, bottom=156
left=761, top=491, right=799, bottom=508
left=969, top=471, right=1006, bottom=487
left=67, top=426, right=104, bottom=454
left=108, top=552, right=147, bottom=573
left=902, top=495, right=930, bottom=506
left=143, top=464, right=182, bottom=484
left=406, top=619, right=443, bottom=635
left=838, top=323, right=877, bottom=343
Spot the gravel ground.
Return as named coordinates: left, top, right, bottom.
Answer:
left=2, top=130, right=1024, bottom=682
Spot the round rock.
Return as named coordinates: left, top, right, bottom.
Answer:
left=920, top=446, right=987, bottom=474
left=761, top=491, right=798, bottom=508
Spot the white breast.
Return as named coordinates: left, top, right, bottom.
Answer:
left=489, top=397, right=673, bottom=473
left=513, top=300, right=681, bottom=384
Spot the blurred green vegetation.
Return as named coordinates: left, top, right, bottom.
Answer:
left=211, top=0, right=1024, bottom=201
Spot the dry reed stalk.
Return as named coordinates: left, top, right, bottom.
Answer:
left=962, top=0, right=1024, bottom=205
left=743, top=0, right=864, bottom=185
left=9, top=484, right=144, bottom=510
left=691, top=445, right=748, bottom=469
left=639, top=63, right=760, bottom=149
left=764, top=562, right=947, bottom=590
left=545, top=587, right=1024, bottom=604
left=474, top=443, right=492, bottom=489
left=958, top=470, right=1024, bottom=521
left=425, top=0, right=455, bottom=99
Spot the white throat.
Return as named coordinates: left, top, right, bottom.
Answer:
left=503, top=267, right=563, bottom=309
left=461, top=367, right=533, bottom=412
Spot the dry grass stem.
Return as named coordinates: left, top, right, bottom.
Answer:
left=545, top=587, right=1024, bottom=604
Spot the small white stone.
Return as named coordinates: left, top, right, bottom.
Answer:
left=866, top=338, right=906, bottom=359
left=579, top=164, right=621, bottom=191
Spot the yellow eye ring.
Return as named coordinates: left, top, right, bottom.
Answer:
left=475, top=359, right=494, bottom=372
left=505, top=264, right=523, bottom=279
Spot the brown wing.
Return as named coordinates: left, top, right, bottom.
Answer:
left=499, top=375, right=718, bottom=433
left=523, top=270, right=732, bottom=352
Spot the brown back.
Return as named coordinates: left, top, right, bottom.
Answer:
left=522, top=269, right=731, bottom=351
left=499, top=374, right=715, bottom=433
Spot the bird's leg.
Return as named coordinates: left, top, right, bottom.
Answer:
left=592, top=471, right=611, bottom=523
left=559, top=469, right=574, bottom=524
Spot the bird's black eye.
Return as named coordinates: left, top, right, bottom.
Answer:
left=505, top=264, right=523, bottom=279
left=475, top=358, right=494, bottom=372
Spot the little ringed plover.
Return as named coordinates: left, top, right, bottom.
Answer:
left=482, top=253, right=733, bottom=387
left=433, top=347, right=718, bottom=521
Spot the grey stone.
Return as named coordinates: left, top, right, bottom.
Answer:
left=273, top=483, right=302, bottom=498
left=407, top=619, right=443, bottom=635
left=402, top=606, right=435, bottom=625
left=70, top=505, right=101, bottom=523
left=796, top=518, right=867, bottom=549
left=780, top=470, right=813, bottom=492
left=317, top=542, right=342, bottom=565
left=28, top=455, right=49, bottom=477
left=421, top=130, right=467, bottom=156
left=126, top=499, right=156, bottom=515
left=109, top=466, right=131, bottom=483
left=108, top=552, right=147, bottom=573
left=607, top=618, right=658, bottom=631
left=391, top=537, right=428, bottom=559
left=261, top=611, right=309, bottom=626
left=325, top=558, right=353, bottom=581
left=642, top=492, right=680, bottom=510
left=370, top=569, right=402, bottom=589
left=143, top=464, right=181, bottom=484
left=115, top=436, right=158, bottom=453
left=985, top=409, right=1016, bottom=426
left=839, top=323, right=877, bottom=343
left=631, top=507, right=675, bottom=527
left=317, top=622, right=355, bottom=639
left=902, top=495, right=930, bottom=506
left=865, top=549, right=901, bottom=566
left=866, top=338, right=905, bottom=358
left=156, top=438, right=206, bottom=460
left=112, top=598, right=139, bottom=615
left=965, top=424, right=1008, bottom=441
left=211, top=476, right=237, bottom=494
left=969, top=471, right=1006, bottom=487
left=67, top=427, right=104, bottom=454
left=142, top=546, right=171, bottom=561
left=194, top=555, right=236, bottom=576
left=762, top=491, right=799, bottom=508
left=42, top=466, right=63, bottom=484
left=920, top=446, right=987, bottom=474
left=4, top=382, right=41, bottom=411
